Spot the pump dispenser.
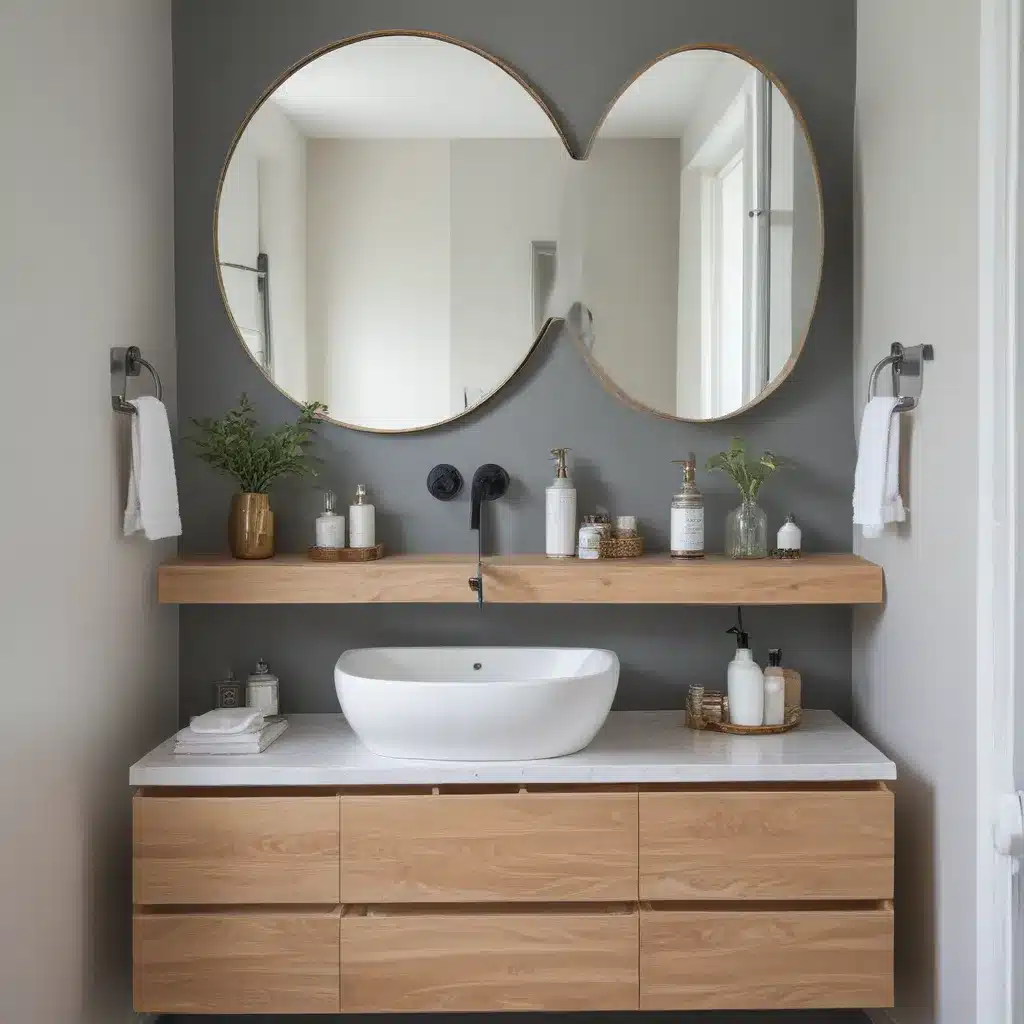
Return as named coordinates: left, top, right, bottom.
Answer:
left=546, top=448, right=577, bottom=558
left=349, top=484, right=375, bottom=549
left=763, top=648, right=786, bottom=726
left=671, top=454, right=704, bottom=558
left=726, top=613, right=764, bottom=726
left=315, top=490, right=345, bottom=549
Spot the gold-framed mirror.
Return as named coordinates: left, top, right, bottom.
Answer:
left=215, top=32, right=571, bottom=432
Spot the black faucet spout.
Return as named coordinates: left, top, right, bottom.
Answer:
left=470, top=464, right=510, bottom=531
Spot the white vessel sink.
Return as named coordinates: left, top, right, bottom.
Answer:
left=334, top=647, right=619, bottom=761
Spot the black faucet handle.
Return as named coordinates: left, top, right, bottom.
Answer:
left=470, top=464, right=510, bottom=530
left=427, top=463, right=464, bottom=501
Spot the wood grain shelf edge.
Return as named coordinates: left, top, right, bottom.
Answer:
left=157, top=553, right=883, bottom=606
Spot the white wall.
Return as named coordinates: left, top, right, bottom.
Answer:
left=218, top=99, right=309, bottom=401
left=853, top=3, right=980, bottom=1022
left=307, top=139, right=452, bottom=429
left=581, top=138, right=681, bottom=413
left=449, top=139, right=566, bottom=411
left=0, top=2, right=177, bottom=1022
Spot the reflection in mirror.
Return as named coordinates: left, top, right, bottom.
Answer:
left=217, top=35, right=570, bottom=431
left=562, top=49, right=822, bottom=422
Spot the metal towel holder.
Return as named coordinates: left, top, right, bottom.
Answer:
left=867, top=342, right=934, bottom=412
left=111, top=346, right=163, bottom=413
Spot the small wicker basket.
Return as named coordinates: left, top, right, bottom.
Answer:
left=685, top=685, right=801, bottom=734
left=601, top=534, right=644, bottom=558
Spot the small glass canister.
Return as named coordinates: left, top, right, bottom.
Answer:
left=615, top=515, right=638, bottom=538
left=246, top=659, right=280, bottom=716
left=578, top=516, right=603, bottom=559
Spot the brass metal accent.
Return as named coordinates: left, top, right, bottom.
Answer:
left=229, top=492, right=274, bottom=559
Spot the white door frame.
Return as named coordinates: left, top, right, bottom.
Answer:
left=977, top=0, right=1021, bottom=1020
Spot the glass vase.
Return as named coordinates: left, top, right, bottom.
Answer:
left=725, top=499, right=768, bottom=559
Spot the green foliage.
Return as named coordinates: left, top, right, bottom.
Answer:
left=706, top=438, right=787, bottom=502
left=188, top=394, right=327, bottom=494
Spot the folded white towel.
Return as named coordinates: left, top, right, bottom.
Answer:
left=853, top=396, right=906, bottom=539
left=175, top=718, right=288, bottom=755
left=124, top=396, right=182, bottom=541
left=187, top=708, right=264, bottom=735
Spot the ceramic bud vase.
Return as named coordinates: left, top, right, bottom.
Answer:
left=229, top=492, right=274, bottom=559
left=725, top=499, right=768, bottom=559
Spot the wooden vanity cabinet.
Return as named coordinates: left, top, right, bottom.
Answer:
left=132, top=784, right=894, bottom=1015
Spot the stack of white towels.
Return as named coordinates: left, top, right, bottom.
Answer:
left=174, top=708, right=288, bottom=755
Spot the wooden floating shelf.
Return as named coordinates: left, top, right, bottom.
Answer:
left=158, top=553, right=882, bottom=606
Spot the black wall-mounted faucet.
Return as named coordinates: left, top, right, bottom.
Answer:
left=470, top=464, right=509, bottom=531
left=468, top=464, right=509, bottom=605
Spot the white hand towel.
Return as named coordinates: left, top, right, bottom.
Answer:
left=853, top=396, right=906, bottom=539
left=187, top=708, right=265, bottom=735
left=123, top=396, right=182, bottom=541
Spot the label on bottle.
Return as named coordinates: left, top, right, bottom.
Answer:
left=671, top=506, right=704, bottom=554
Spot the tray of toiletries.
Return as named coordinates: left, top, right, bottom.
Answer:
left=685, top=684, right=802, bottom=735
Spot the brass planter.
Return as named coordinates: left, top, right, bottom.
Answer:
left=229, top=492, right=274, bottom=559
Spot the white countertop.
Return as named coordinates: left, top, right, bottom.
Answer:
left=129, top=710, right=896, bottom=787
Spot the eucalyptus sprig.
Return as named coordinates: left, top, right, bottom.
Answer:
left=189, top=394, right=327, bottom=494
left=706, top=438, right=787, bottom=502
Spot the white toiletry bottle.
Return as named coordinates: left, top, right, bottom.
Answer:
left=349, top=484, right=375, bottom=549
left=763, top=648, right=786, bottom=726
left=776, top=514, right=802, bottom=557
left=726, top=625, right=764, bottom=726
left=546, top=447, right=577, bottom=558
left=315, top=490, right=345, bottom=549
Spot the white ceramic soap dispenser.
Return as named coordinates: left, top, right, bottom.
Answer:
left=726, top=621, right=764, bottom=726
left=315, top=490, right=345, bottom=549
left=546, top=448, right=577, bottom=558
left=349, top=484, right=375, bottom=549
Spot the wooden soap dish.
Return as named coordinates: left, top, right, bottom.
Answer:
left=308, top=543, right=385, bottom=562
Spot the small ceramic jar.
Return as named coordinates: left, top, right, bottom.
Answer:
left=578, top=519, right=603, bottom=560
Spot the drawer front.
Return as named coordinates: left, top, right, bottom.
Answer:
left=640, top=787, right=893, bottom=900
left=640, top=907, right=894, bottom=1011
left=134, top=795, right=340, bottom=905
left=341, top=792, right=638, bottom=902
left=134, top=910, right=340, bottom=1014
left=342, top=910, right=638, bottom=1012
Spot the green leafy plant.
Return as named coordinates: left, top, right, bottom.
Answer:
left=188, top=394, right=327, bottom=494
left=706, top=438, right=787, bottom=502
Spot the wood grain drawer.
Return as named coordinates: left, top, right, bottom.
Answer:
left=133, top=909, right=341, bottom=1014
left=133, top=795, right=340, bottom=905
left=639, top=786, right=893, bottom=900
left=640, top=906, right=894, bottom=1010
left=341, top=792, right=638, bottom=902
left=342, top=909, right=638, bottom=1012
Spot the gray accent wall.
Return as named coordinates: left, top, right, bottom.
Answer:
left=173, top=0, right=856, bottom=723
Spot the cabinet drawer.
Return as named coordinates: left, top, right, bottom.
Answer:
left=134, top=909, right=341, bottom=1014
left=341, top=791, right=637, bottom=902
left=640, top=786, right=893, bottom=900
left=342, top=909, right=638, bottom=1012
left=133, top=795, right=340, bottom=905
left=640, top=906, right=893, bottom=1010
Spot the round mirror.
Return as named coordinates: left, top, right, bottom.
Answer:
left=216, top=34, right=570, bottom=432
left=562, top=48, right=823, bottom=422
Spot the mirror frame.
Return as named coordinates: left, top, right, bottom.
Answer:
left=573, top=43, right=825, bottom=424
left=213, top=30, right=571, bottom=433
